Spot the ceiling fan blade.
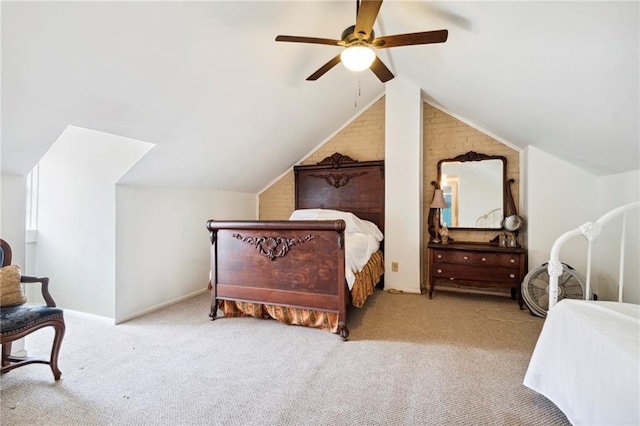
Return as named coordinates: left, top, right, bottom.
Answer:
left=306, top=54, right=342, bottom=81
left=372, top=29, right=448, bottom=49
left=276, top=35, right=343, bottom=47
left=369, top=56, right=394, bottom=83
left=354, top=0, right=383, bottom=41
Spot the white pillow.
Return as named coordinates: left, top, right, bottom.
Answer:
left=289, top=209, right=383, bottom=241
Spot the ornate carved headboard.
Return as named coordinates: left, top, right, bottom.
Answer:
left=294, top=153, right=385, bottom=232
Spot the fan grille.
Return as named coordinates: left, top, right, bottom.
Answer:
left=521, top=264, right=588, bottom=317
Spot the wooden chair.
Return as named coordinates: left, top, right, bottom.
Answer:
left=0, top=239, right=65, bottom=380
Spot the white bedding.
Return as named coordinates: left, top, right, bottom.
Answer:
left=523, top=299, right=640, bottom=425
left=289, top=209, right=383, bottom=289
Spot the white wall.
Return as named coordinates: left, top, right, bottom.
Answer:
left=598, top=170, right=640, bottom=208
left=523, top=146, right=598, bottom=274
left=0, top=174, right=26, bottom=265
left=115, top=185, right=256, bottom=322
left=595, top=170, right=640, bottom=303
left=384, top=78, right=423, bottom=293
left=524, top=146, right=639, bottom=304
left=0, top=174, right=27, bottom=355
left=36, top=126, right=153, bottom=319
left=17, top=123, right=258, bottom=323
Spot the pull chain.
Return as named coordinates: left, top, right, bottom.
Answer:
left=354, top=74, right=362, bottom=108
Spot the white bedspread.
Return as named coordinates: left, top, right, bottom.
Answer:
left=289, top=209, right=383, bottom=289
left=523, top=300, right=640, bottom=425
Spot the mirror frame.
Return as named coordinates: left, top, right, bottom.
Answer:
left=429, top=151, right=517, bottom=239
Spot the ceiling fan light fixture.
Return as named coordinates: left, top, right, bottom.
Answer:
left=340, top=45, right=375, bottom=72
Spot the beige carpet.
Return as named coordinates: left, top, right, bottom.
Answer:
left=1, top=290, right=569, bottom=425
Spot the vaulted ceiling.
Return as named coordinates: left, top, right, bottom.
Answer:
left=2, top=1, right=638, bottom=193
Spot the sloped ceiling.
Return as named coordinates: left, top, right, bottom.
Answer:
left=2, top=1, right=638, bottom=193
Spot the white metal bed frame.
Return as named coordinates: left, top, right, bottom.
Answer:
left=474, top=207, right=502, bottom=228
left=547, top=201, right=640, bottom=309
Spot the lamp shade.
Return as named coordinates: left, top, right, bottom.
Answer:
left=430, top=189, right=448, bottom=208
left=340, top=46, right=376, bottom=72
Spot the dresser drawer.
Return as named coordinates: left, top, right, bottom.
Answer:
left=432, top=264, right=521, bottom=284
left=476, top=252, right=521, bottom=267
left=432, top=250, right=475, bottom=264
left=432, top=250, right=521, bottom=267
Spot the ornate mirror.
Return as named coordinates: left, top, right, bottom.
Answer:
left=430, top=151, right=517, bottom=235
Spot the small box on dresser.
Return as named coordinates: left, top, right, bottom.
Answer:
left=428, top=242, right=528, bottom=307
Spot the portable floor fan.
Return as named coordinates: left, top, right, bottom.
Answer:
left=521, top=263, right=592, bottom=317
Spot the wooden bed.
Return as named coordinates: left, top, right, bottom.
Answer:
left=206, top=153, right=385, bottom=340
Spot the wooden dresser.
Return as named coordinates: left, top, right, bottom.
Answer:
left=428, top=242, right=527, bottom=307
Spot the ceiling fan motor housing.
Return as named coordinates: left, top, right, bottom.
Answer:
left=341, top=25, right=375, bottom=45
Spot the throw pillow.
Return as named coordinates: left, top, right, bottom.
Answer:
left=0, top=265, right=27, bottom=307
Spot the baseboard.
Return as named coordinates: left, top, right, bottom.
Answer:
left=115, top=288, right=208, bottom=324
left=63, top=309, right=114, bottom=324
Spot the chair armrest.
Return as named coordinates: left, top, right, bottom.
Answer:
left=20, top=275, right=56, bottom=307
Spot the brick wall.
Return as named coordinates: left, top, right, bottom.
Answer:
left=259, top=97, right=386, bottom=220
left=259, top=99, right=521, bottom=295
left=423, top=104, right=520, bottom=241
left=423, top=103, right=520, bottom=293
left=257, top=171, right=295, bottom=221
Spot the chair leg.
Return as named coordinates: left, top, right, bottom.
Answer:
left=49, top=318, right=65, bottom=380
left=2, top=343, right=12, bottom=367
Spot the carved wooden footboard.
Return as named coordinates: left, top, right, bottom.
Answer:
left=206, top=152, right=385, bottom=340
left=207, top=219, right=351, bottom=339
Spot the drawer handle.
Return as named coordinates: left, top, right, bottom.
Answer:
left=510, top=258, right=515, bottom=263
left=463, top=256, right=469, bottom=260
left=509, top=273, right=516, bottom=279
left=481, top=257, right=487, bottom=262
left=437, top=254, right=442, bottom=259
left=437, top=269, right=443, bottom=274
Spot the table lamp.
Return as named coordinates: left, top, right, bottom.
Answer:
left=430, top=189, right=448, bottom=243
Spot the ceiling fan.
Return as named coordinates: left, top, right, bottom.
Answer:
left=275, top=0, right=448, bottom=83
